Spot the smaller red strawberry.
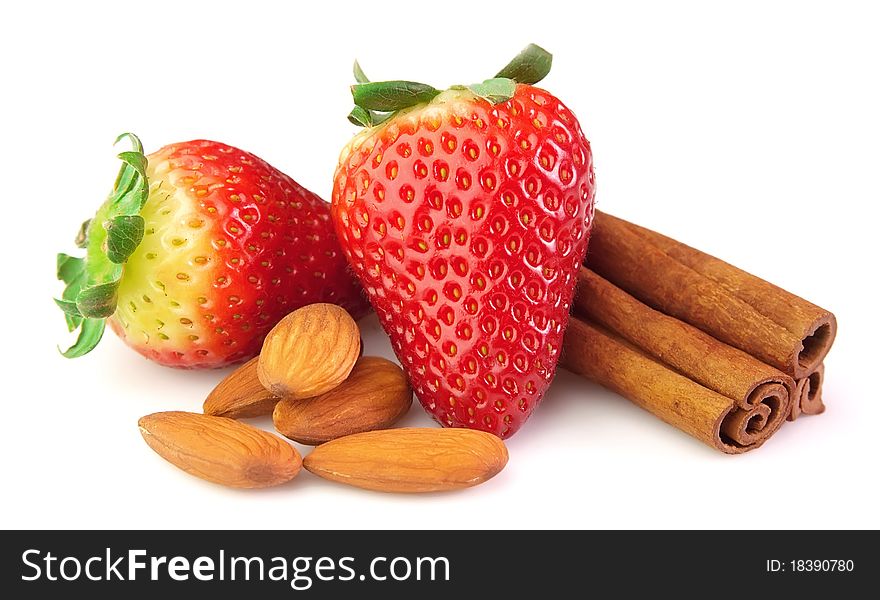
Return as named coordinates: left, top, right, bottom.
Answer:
left=56, top=134, right=368, bottom=369
left=332, top=45, right=596, bottom=438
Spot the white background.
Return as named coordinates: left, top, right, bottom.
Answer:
left=2, top=0, right=877, bottom=529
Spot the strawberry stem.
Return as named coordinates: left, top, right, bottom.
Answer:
left=54, top=133, right=150, bottom=357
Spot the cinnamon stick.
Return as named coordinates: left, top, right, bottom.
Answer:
left=586, top=211, right=836, bottom=379
left=622, top=216, right=837, bottom=378
left=789, top=363, right=826, bottom=421
left=562, top=268, right=793, bottom=453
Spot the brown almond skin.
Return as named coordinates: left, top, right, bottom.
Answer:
left=258, top=303, right=360, bottom=399
left=273, top=356, right=412, bottom=445
left=138, top=412, right=301, bottom=488
left=303, top=428, right=508, bottom=493
left=203, top=357, right=279, bottom=419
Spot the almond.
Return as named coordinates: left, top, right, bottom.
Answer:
left=258, top=303, right=360, bottom=399
left=302, top=428, right=508, bottom=493
left=273, top=356, right=412, bottom=445
left=203, top=357, right=279, bottom=419
left=138, top=411, right=301, bottom=488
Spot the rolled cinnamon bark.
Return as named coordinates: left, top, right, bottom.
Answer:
left=620, top=216, right=837, bottom=378
left=563, top=268, right=793, bottom=453
left=789, top=363, right=826, bottom=421
left=562, top=317, right=788, bottom=453
left=586, top=211, right=835, bottom=379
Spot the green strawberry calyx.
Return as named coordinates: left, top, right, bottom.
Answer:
left=55, top=133, right=150, bottom=358
left=347, top=43, right=553, bottom=127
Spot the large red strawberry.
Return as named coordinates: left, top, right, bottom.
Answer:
left=331, top=45, right=595, bottom=437
left=56, top=134, right=368, bottom=368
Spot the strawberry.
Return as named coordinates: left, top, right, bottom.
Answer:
left=56, top=134, right=368, bottom=369
left=331, top=45, right=595, bottom=437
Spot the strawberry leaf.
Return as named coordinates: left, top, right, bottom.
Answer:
left=350, top=61, right=376, bottom=120
left=59, top=318, right=106, bottom=358
left=115, top=132, right=144, bottom=153
left=54, top=133, right=150, bottom=358
left=113, top=150, right=149, bottom=214
left=54, top=298, right=83, bottom=333
left=75, top=219, right=91, bottom=248
left=57, top=253, right=87, bottom=331
left=54, top=298, right=81, bottom=316
left=468, top=78, right=517, bottom=104
left=57, top=253, right=85, bottom=285
left=349, top=61, right=395, bottom=127
left=105, top=214, right=145, bottom=264
left=351, top=81, right=440, bottom=112
left=495, top=43, right=552, bottom=85
left=353, top=60, right=370, bottom=84
left=76, top=281, right=120, bottom=319
left=372, top=112, right=394, bottom=126
left=348, top=105, right=374, bottom=127
left=117, top=150, right=147, bottom=182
